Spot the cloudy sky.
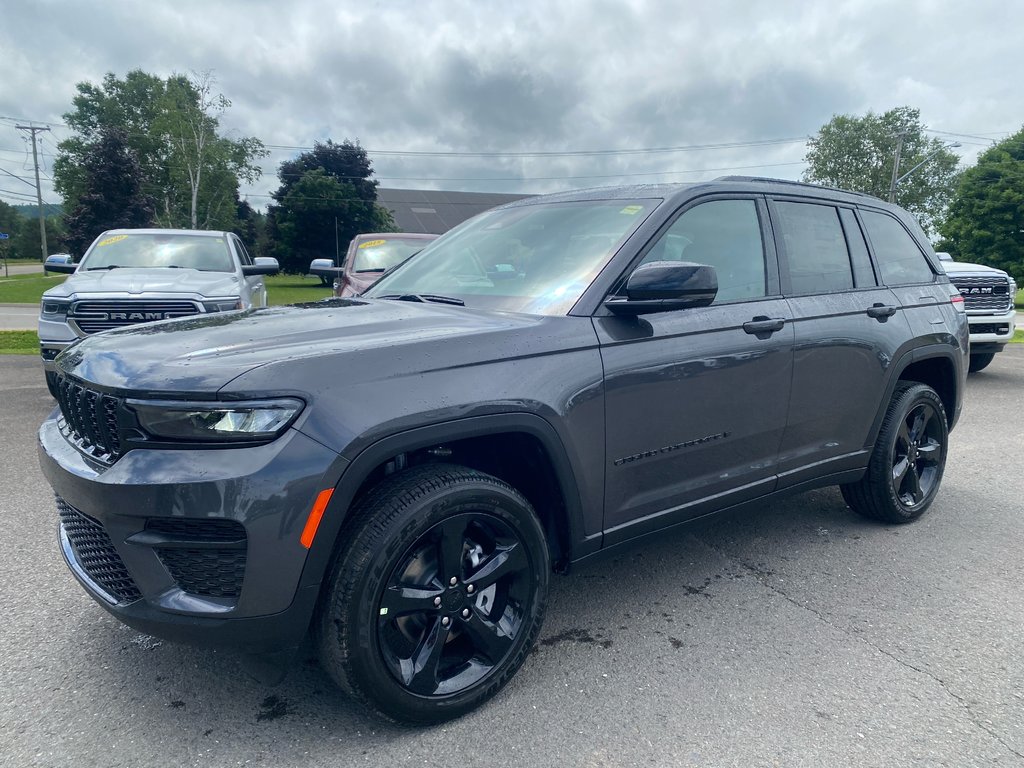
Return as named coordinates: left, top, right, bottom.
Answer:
left=1, top=0, right=1021, bottom=210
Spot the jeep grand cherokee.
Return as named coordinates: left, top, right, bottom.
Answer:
left=39, top=178, right=967, bottom=723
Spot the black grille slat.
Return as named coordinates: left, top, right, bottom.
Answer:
left=57, top=497, right=141, bottom=603
left=54, top=374, right=124, bottom=462
left=70, top=300, right=201, bottom=334
left=146, top=518, right=246, bottom=541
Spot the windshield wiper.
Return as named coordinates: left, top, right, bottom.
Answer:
left=84, top=265, right=122, bottom=271
left=354, top=268, right=387, bottom=274
left=377, top=293, right=465, bottom=306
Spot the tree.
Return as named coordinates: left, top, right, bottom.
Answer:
left=803, top=107, right=960, bottom=235
left=267, top=140, right=392, bottom=272
left=54, top=70, right=266, bottom=232
left=62, top=127, right=155, bottom=258
left=939, top=127, right=1024, bottom=282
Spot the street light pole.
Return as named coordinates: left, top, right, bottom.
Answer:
left=889, top=139, right=961, bottom=203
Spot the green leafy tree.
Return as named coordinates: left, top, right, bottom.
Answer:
left=54, top=70, right=266, bottom=232
left=63, top=127, right=155, bottom=258
left=803, top=107, right=960, bottom=234
left=0, top=200, right=24, bottom=258
left=267, top=140, right=392, bottom=272
left=939, top=127, right=1024, bottom=282
left=12, top=215, right=64, bottom=261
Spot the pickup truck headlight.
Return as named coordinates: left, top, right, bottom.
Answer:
left=127, top=398, right=304, bottom=442
left=41, top=298, right=71, bottom=318
left=203, top=298, right=243, bottom=312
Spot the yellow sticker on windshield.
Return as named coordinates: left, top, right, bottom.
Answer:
left=619, top=205, right=643, bottom=215
left=97, top=234, right=128, bottom=246
left=359, top=239, right=387, bottom=249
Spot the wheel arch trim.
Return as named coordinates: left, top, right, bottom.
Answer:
left=298, top=413, right=592, bottom=593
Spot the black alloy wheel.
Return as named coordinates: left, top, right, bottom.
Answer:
left=378, top=513, right=532, bottom=696
left=890, top=400, right=943, bottom=508
left=841, top=382, right=949, bottom=523
left=316, top=464, right=549, bottom=723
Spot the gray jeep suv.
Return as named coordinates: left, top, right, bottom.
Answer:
left=38, top=178, right=968, bottom=723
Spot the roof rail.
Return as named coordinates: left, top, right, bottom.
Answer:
left=713, top=176, right=880, bottom=200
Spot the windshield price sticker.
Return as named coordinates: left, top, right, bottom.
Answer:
left=97, top=235, right=128, bottom=247
left=359, top=239, right=387, bottom=249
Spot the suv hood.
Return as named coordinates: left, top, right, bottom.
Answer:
left=939, top=260, right=1010, bottom=278
left=56, top=298, right=586, bottom=394
left=43, top=268, right=242, bottom=299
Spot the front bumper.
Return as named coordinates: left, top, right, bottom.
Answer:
left=966, top=307, right=1016, bottom=352
left=38, top=413, right=343, bottom=652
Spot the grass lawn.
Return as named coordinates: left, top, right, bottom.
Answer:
left=0, top=330, right=38, bottom=355
left=1011, top=328, right=1024, bottom=344
left=0, top=272, right=331, bottom=306
left=1016, top=288, right=1023, bottom=309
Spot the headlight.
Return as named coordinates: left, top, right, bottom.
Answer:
left=126, top=398, right=304, bottom=442
left=203, top=298, right=243, bottom=312
left=41, top=298, right=71, bottom=318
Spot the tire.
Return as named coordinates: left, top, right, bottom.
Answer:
left=841, top=382, right=948, bottom=524
left=315, top=463, right=550, bottom=723
left=45, top=371, right=59, bottom=399
left=968, top=353, right=995, bottom=373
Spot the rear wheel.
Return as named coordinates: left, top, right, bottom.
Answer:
left=968, top=352, right=995, bottom=373
left=315, top=464, right=549, bottom=723
left=841, top=382, right=948, bottom=523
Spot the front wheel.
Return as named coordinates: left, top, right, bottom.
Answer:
left=841, top=382, right=948, bottom=524
left=315, top=464, right=549, bottom=723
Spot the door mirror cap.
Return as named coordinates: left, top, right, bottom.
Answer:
left=243, top=257, right=279, bottom=276
left=604, top=261, right=718, bottom=315
left=44, top=262, right=78, bottom=274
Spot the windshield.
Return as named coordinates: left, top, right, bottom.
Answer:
left=81, top=233, right=235, bottom=272
left=364, top=200, right=657, bottom=315
left=351, top=236, right=434, bottom=273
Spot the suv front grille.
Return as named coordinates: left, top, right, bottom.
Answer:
left=147, top=518, right=247, bottom=599
left=57, top=497, right=141, bottom=603
left=70, top=300, right=201, bottom=334
left=54, top=375, right=123, bottom=462
left=951, top=276, right=1012, bottom=313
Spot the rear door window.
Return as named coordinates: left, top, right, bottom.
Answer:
left=773, top=201, right=854, bottom=295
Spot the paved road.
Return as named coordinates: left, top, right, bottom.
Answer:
left=0, top=261, right=44, bottom=276
left=0, top=303, right=38, bottom=331
left=2, top=351, right=1023, bottom=767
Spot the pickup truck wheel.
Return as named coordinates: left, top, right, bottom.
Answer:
left=44, top=371, right=59, bottom=399
left=968, top=353, right=995, bottom=373
left=841, top=382, right=948, bottom=524
left=315, top=463, right=549, bottom=723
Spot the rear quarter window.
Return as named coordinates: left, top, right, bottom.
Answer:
left=861, top=210, right=935, bottom=286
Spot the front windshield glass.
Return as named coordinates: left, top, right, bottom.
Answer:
left=365, top=199, right=658, bottom=315
left=351, top=237, right=433, bottom=273
left=81, top=233, right=234, bottom=272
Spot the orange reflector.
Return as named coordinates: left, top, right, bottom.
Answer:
left=300, top=489, right=334, bottom=549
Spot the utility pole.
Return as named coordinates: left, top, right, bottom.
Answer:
left=15, top=124, right=51, bottom=262
left=888, top=131, right=906, bottom=203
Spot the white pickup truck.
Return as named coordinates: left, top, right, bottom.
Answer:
left=40, top=228, right=278, bottom=395
left=936, top=252, right=1017, bottom=372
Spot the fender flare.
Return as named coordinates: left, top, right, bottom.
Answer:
left=298, top=412, right=592, bottom=592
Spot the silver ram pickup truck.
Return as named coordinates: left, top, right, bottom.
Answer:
left=40, top=228, right=278, bottom=396
left=936, top=252, right=1017, bottom=373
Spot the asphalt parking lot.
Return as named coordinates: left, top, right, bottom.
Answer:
left=2, top=350, right=1022, bottom=768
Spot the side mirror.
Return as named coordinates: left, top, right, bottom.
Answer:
left=44, top=262, right=78, bottom=274
left=604, top=261, right=718, bottom=316
left=243, top=257, right=279, bottom=276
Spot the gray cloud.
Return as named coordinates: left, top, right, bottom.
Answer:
left=2, top=0, right=1022, bottom=208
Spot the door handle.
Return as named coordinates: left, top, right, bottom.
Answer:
left=866, top=303, right=898, bottom=319
left=743, top=316, right=785, bottom=335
